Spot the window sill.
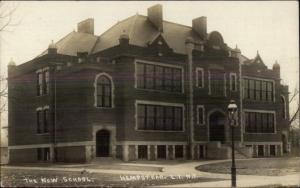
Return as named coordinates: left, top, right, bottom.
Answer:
left=36, top=133, right=50, bottom=135
left=244, top=132, right=276, bottom=134
left=135, top=129, right=184, bottom=133
left=208, top=95, right=227, bottom=98
left=95, top=106, right=114, bottom=109
left=36, top=94, right=49, bottom=97
left=243, top=99, right=275, bottom=103
left=136, top=88, right=184, bottom=94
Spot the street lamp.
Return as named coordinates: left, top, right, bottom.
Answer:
left=227, top=100, right=238, bottom=188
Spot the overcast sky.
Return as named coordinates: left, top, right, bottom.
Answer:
left=0, top=1, right=299, bottom=142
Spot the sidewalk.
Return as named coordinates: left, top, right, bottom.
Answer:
left=2, top=159, right=300, bottom=187
left=158, top=174, right=300, bottom=187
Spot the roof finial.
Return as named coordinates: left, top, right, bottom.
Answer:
left=48, top=40, right=56, bottom=49
left=273, top=60, right=280, bottom=69
left=235, top=44, right=238, bottom=49
left=257, top=50, right=259, bottom=56
left=8, top=57, right=16, bottom=66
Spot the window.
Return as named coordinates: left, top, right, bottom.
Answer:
left=174, top=108, right=182, bottom=130
left=255, top=80, right=261, bottom=100
left=137, top=103, right=183, bottom=131
left=210, top=70, right=225, bottom=97
left=44, top=71, right=50, bottom=94
left=157, top=145, right=166, bottom=159
left=243, top=78, right=274, bottom=102
left=96, top=75, right=112, bottom=108
left=146, top=105, right=155, bottom=130
left=196, top=68, right=204, bottom=88
left=137, top=105, right=146, bottom=130
left=270, top=145, right=276, bottom=156
left=257, top=145, right=264, bottom=157
left=37, top=108, right=50, bottom=134
left=249, top=80, right=255, bottom=99
left=198, top=145, right=205, bottom=158
left=37, top=110, right=42, bottom=133
left=138, top=145, right=148, bottom=159
left=43, top=109, right=49, bottom=133
left=243, top=79, right=249, bottom=99
left=156, top=106, right=164, bottom=130
left=245, top=111, right=275, bottom=133
left=37, top=72, right=43, bottom=96
left=136, top=62, right=182, bottom=92
left=230, top=73, right=237, bottom=91
left=175, top=145, right=184, bottom=158
left=267, top=83, right=273, bottom=101
left=145, top=64, right=154, bottom=89
left=37, top=148, right=50, bottom=161
left=37, top=69, right=49, bottom=96
left=281, top=96, right=286, bottom=119
left=197, top=105, right=205, bottom=125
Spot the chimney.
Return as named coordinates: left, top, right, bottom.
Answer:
left=192, top=17, right=207, bottom=39
left=77, top=18, right=94, bottom=35
left=147, top=4, right=163, bottom=32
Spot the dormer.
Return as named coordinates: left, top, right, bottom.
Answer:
left=253, top=51, right=267, bottom=69
left=147, top=34, right=173, bottom=57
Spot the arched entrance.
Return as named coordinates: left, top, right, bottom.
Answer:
left=209, top=111, right=226, bottom=142
left=96, top=130, right=110, bottom=157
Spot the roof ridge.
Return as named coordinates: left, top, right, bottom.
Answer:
left=128, top=14, right=139, bottom=40
left=90, top=36, right=100, bottom=54
left=56, top=31, right=76, bottom=45
left=137, top=14, right=193, bottom=29
left=98, top=14, right=137, bottom=38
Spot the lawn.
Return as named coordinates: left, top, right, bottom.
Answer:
left=196, top=157, right=300, bottom=176
left=0, top=168, right=224, bottom=187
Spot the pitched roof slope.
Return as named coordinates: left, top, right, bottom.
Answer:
left=40, top=14, right=243, bottom=57
left=92, top=15, right=203, bottom=55
left=40, top=31, right=98, bottom=57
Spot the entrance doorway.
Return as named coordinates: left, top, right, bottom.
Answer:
left=96, top=130, right=110, bottom=157
left=209, top=111, right=226, bottom=142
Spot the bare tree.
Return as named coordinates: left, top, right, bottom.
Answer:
left=289, top=88, right=299, bottom=129
left=0, top=2, right=20, bottom=114
left=0, top=2, right=20, bottom=32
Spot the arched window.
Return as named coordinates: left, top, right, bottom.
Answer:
left=95, top=74, right=113, bottom=108
left=281, top=96, right=286, bottom=119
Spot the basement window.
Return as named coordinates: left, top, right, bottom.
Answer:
left=270, top=145, right=276, bottom=156
left=157, top=145, right=166, bottom=159
left=175, top=145, right=184, bottom=158
left=37, top=148, right=50, bottom=161
left=138, top=145, right=148, bottom=159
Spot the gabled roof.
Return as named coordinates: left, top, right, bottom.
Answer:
left=243, top=52, right=267, bottom=69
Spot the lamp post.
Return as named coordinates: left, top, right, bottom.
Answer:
left=227, top=100, right=238, bottom=188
